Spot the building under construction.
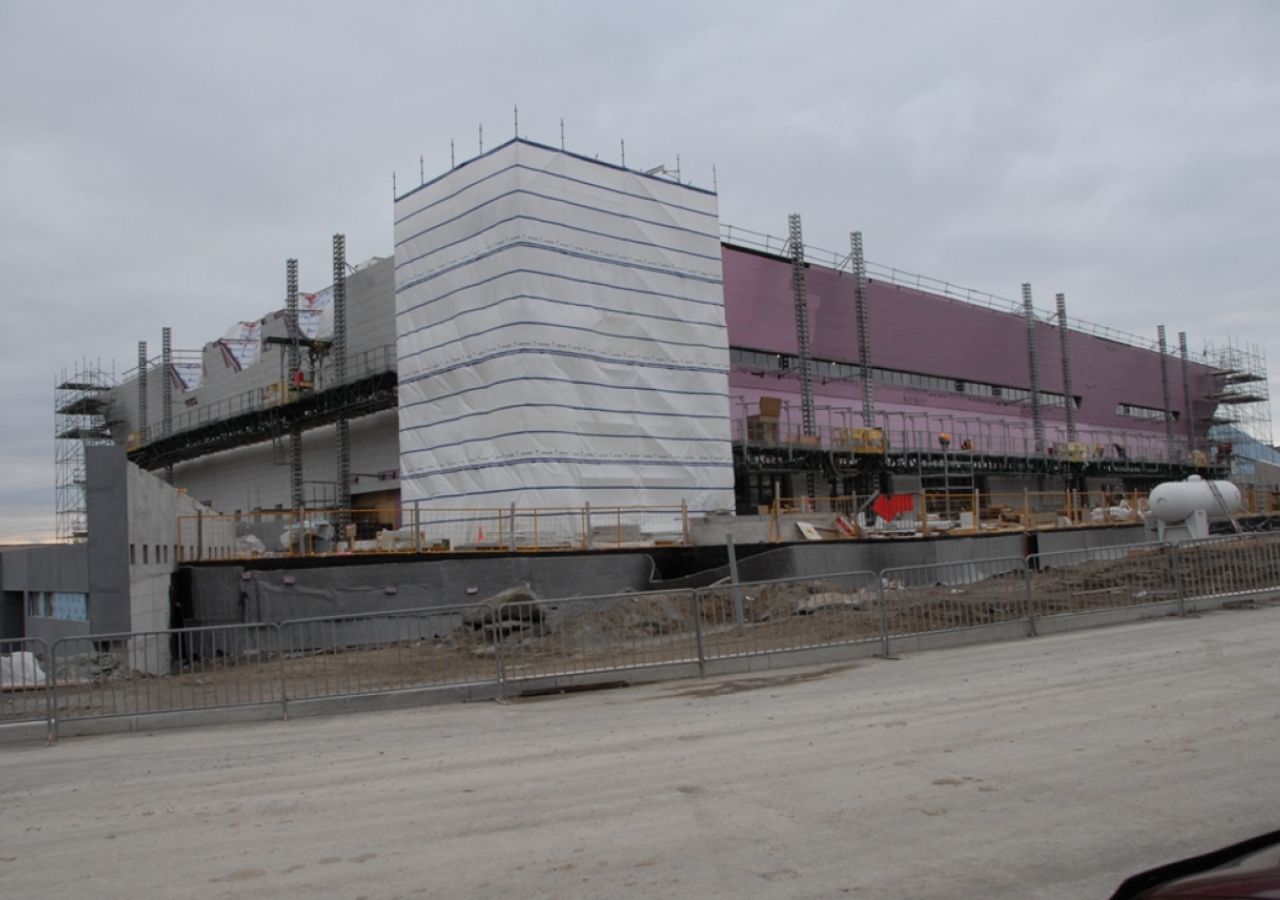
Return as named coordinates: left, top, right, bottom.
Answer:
left=11, top=136, right=1276, bottom=652
left=66, top=138, right=1269, bottom=526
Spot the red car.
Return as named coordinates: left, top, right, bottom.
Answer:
left=1110, top=829, right=1280, bottom=899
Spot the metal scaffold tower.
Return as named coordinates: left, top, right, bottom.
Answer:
left=1158, top=325, right=1175, bottom=457
left=1056, top=294, right=1076, bottom=442
left=1179, top=332, right=1196, bottom=454
left=55, top=361, right=117, bottom=541
left=1203, top=337, right=1273, bottom=459
left=1022, top=284, right=1045, bottom=454
left=788, top=214, right=816, bottom=498
left=851, top=231, right=875, bottom=427
left=333, top=234, right=351, bottom=521
left=787, top=214, right=815, bottom=438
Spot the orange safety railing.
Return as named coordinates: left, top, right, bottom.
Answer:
left=767, top=491, right=1153, bottom=543
left=177, top=502, right=693, bottom=562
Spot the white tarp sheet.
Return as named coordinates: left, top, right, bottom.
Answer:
left=394, top=139, right=734, bottom=515
left=219, top=321, right=263, bottom=370
left=1, top=652, right=45, bottom=689
left=171, top=362, right=204, bottom=391
left=298, top=287, right=334, bottom=340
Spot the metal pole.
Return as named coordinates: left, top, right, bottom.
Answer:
left=333, top=236, right=351, bottom=523
left=1022, top=284, right=1045, bottom=456
left=875, top=578, right=892, bottom=658
left=726, top=533, right=745, bottom=632
left=851, top=231, right=875, bottom=427
left=286, top=259, right=304, bottom=511
left=137, top=341, right=148, bottom=439
left=942, top=443, right=951, bottom=522
left=1158, top=325, right=1175, bottom=460
left=286, top=259, right=300, bottom=380
left=1172, top=544, right=1186, bottom=618
left=161, top=327, right=173, bottom=436
left=789, top=214, right=817, bottom=498
left=1056, top=294, right=1076, bottom=442
left=1023, top=285, right=1047, bottom=492
left=1023, top=560, right=1038, bottom=637
left=692, top=590, right=706, bottom=677
left=1179, top=331, right=1196, bottom=457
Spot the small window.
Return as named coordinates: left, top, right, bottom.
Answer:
left=51, top=592, right=88, bottom=622
left=143, top=544, right=149, bottom=565
left=130, top=544, right=136, bottom=565
left=163, top=545, right=169, bottom=564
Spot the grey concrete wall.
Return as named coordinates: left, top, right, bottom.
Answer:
left=186, top=566, right=246, bottom=625
left=1035, top=524, right=1144, bottom=555
left=188, top=552, right=659, bottom=623
left=24, top=615, right=91, bottom=647
left=86, top=446, right=131, bottom=634
left=0, top=543, right=89, bottom=594
left=664, top=533, right=1027, bottom=588
left=0, top=542, right=91, bottom=642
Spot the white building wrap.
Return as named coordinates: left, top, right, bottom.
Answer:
left=394, top=139, right=734, bottom=514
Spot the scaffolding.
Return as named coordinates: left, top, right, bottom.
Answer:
left=1203, top=338, right=1273, bottom=470
left=55, top=361, right=117, bottom=542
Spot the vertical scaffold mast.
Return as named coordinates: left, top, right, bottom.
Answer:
left=1179, top=332, right=1196, bottom=455
left=1158, top=325, right=1175, bottom=459
left=851, top=231, right=875, bottom=428
left=1056, top=294, right=1076, bottom=442
left=334, top=234, right=351, bottom=520
left=788, top=214, right=815, bottom=438
left=1022, top=284, right=1045, bottom=455
left=286, top=259, right=304, bottom=511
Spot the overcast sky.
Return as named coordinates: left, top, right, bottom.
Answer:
left=2, top=0, right=1278, bottom=542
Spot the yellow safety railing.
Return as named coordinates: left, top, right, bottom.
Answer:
left=767, top=491, right=1153, bottom=543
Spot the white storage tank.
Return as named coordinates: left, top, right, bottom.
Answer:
left=1148, top=475, right=1241, bottom=542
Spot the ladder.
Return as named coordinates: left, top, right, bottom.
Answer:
left=1205, top=479, right=1244, bottom=534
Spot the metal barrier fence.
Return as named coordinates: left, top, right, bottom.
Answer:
left=50, top=624, right=283, bottom=736
left=9, top=531, right=1280, bottom=737
left=1174, top=534, right=1280, bottom=603
left=279, top=605, right=498, bottom=704
left=880, top=557, right=1032, bottom=641
left=1028, top=543, right=1181, bottom=619
left=499, top=590, right=703, bottom=684
left=696, top=571, right=884, bottom=660
left=1, top=637, right=50, bottom=727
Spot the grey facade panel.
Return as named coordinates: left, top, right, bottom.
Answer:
left=86, top=445, right=132, bottom=634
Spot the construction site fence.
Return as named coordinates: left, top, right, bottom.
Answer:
left=768, top=492, right=1149, bottom=541
left=8, top=531, right=1280, bottom=737
left=176, top=503, right=692, bottom=562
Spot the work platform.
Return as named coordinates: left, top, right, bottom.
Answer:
left=127, top=369, right=397, bottom=469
